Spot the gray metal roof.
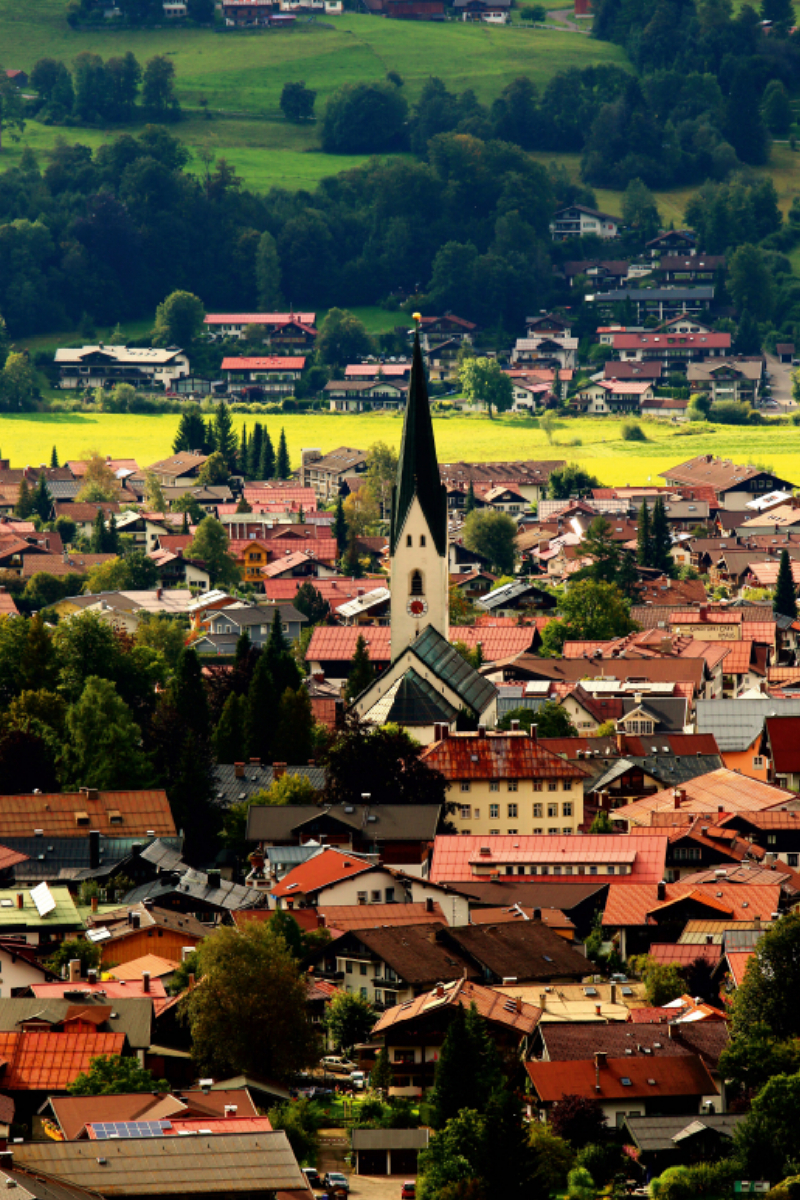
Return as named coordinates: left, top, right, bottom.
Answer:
left=696, top=698, right=800, bottom=751
left=596, top=287, right=715, bottom=301
left=478, top=580, right=550, bottom=610
left=352, top=1129, right=431, bottom=1150
left=46, top=482, right=82, bottom=500
left=123, top=869, right=266, bottom=912
left=207, top=604, right=305, bottom=627
left=11, top=836, right=183, bottom=883
left=409, top=624, right=497, bottom=715
left=246, top=803, right=442, bottom=844
left=588, top=753, right=722, bottom=794
left=214, top=764, right=326, bottom=808
left=624, top=1113, right=744, bottom=1152
left=0, top=996, right=152, bottom=1051
left=12, top=1130, right=305, bottom=1195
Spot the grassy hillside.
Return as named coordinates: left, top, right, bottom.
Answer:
left=0, top=410, right=797, bottom=487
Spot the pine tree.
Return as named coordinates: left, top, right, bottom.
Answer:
left=260, top=428, right=275, bottom=480
left=181, top=509, right=189, bottom=534
left=50, top=446, right=60, bottom=469
left=774, top=548, right=798, bottom=619
left=263, top=608, right=301, bottom=697
left=32, top=473, right=51, bottom=522
left=333, top=495, right=348, bottom=556
left=173, top=407, right=208, bottom=454
left=170, top=647, right=211, bottom=743
left=14, top=479, right=34, bottom=519
left=273, top=686, right=314, bottom=763
left=346, top=634, right=374, bottom=701
left=465, top=480, right=476, bottom=515
left=238, top=424, right=248, bottom=477
left=371, top=1046, right=393, bottom=1093
left=342, top=534, right=364, bottom=578
left=213, top=401, right=237, bottom=470
left=20, top=613, right=55, bottom=692
left=244, top=653, right=279, bottom=762
left=212, top=692, right=247, bottom=762
left=90, top=509, right=106, bottom=553
left=106, top=512, right=119, bottom=555
left=429, top=1006, right=474, bottom=1129
left=636, top=500, right=652, bottom=567
left=650, top=497, right=675, bottom=576
left=248, top=423, right=263, bottom=478
left=276, top=429, right=290, bottom=479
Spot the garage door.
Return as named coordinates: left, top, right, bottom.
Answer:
left=390, top=1150, right=419, bottom=1175
left=358, top=1150, right=387, bottom=1175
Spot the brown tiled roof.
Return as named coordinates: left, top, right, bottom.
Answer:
left=539, top=1018, right=728, bottom=1067
left=316, top=903, right=445, bottom=931
left=0, top=792, right=176, bottom=839
left=445, top=921, right=589, bottom=980
left=353, top=924, right=477, bottom=987
left=373, top=977, right=541, bottom=1035
left=87, top=903, right=208, bottom=943
left=21, top=554, right=115, bottom=578
left=526, top=1053, right=717, bottom=1102
left=420, top=732, right=587, bottom=781
left=469, top=906, right=574, bottom=932
left=49, top=1093, right=188, bottom=1140
left=602, top=881, right=782, bottom=927
left=614, top=769, right=794, bottom=826
left=662, top=455, right=787, bottom=492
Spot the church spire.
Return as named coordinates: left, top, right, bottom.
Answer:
left=390, top=325, right=447, bottom=557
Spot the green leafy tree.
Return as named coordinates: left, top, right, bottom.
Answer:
left=575, top=515, right=639, bottom=598
left=77, top=453, right=119, bottom=503
left=187, top=0, right=215, bottom=20
left=728, top=244, right=776, bottom=322
left=268, top=1098, right=322, bottom=1167
left=142, top=55, right=181, bottom=120
left=735, top=309, right=762, bottom=356
left=134, top=615, right=186, bottom=669
left=276, top=429, right=290, bottom=479
left=326, top=991, right=375, bottom=1053
left=69, top=1055, right=169, bottom=1096
left=0, top=350, right=36, bottom=410
left=462, top=510, right=517, bottom=575
left=774, top=549, right=797, bottom=619
left=187, top=516, right=240, bottom=586
left=540, top=580, right=635, bottom=656
left=346, top=633, right=375, bottom=701
left=144, top=470, right=166, bottom=512
left=153, top=290, right=205, bottom=347
left=589, top=810, right=614, bottom=833
left=549, top=1095, right=606, bottom=1149
left=718, top=1023, right=800, bottom=1104
left=371, top=1047, right=394, bottom=1093
left=294, top=582, right=330, bottom=625
left=364, top=441, right=398, bottom=519
left=529, top=1123, right=574, bottom=1195
left=46, top=938, right=101, bottom=976
left=762, top=80, right=792, bottom=134
left=628, top=954, right=686, bottom=1005
left=0, top=69, right=26, bottom=150
left=459, top=356, right=513, bottom=419
left=321, top=715, right=448, bottom=808
left=280, top=82, right=317, bottom=122
left=621, top=177, right=661, bottom=241
left=547, top=464, right=601, bottom=500
left=84, top=552, right=159, bottom=593
left=212, top=691, right=247, bottom=762
left=197, top=451, right=230, bottom=486
left=61, top=676, right=154, bottom=789
left=498, top=702, right=576, bottom=737
left=730, top=911, right=800, bottom=1039
left=180, top=921, right=321, bottom=1081
left=315, top=308, right=374, bottom=368
left=321, top=82, right=408, bottom=154
left=733, top=1072, right=800, bottom=1181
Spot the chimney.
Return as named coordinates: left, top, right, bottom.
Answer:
left=273, top=762, right=287, bottom=779
left=477, top=725, right=486, bottom=739
left=595, top=1003, right=602, bottom=1016
left=510, top=719, right=520, bottom=732
left=657, top=880, right=666, bottom=901
left=15, top=895, right=22, bottom=910
left=616, top=731, right=626, bottom=754
left=91, top=896, right=98, bottom=913
left=610, top=983, right=616, bottom=1004
left=142, top=971, right=151, bottom=993
left=426, top=897, right=434, bottom=913
left=249, top=757, right=261, bottom=767
left=530, top=723, right=538, bottom=743
left=89, top=830, right=100, bottom=870
left=69, top=959, right=81, bottom=983
left=224, top=1105, right=238, bottom=1118
left=207, top=868, right=221, bottom=889
left=700, top=605, right=708, bottom=621
left=435, top=983, right=445, bottom=998
left=156, top=587, right=163, bottom=601
left=131, top=912, right=140, bottom=930
left=539, top=993, right=547, bottom=1009
left=88, top=968, right=98, bottom=985
left=234, top=763, right=245, bottom=779
left=532, top=908, right=542, bottom=921
left=705, top=934, right=714, bottom=945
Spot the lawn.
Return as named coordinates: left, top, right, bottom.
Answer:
left=3, top=409, right=800, bottom=487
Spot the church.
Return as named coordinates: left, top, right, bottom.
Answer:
left=351, top=325, right=498, bottom=742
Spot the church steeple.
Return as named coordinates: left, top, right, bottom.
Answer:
left=390, top=329, right=447, bottom=557
left=389, top=321, right=449, bottom=661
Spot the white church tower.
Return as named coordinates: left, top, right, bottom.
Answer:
left=389, top=319, right=449, bottom=661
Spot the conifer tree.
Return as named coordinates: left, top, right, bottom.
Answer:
left=774, top=548, right=798, bottom=619
left=465, top=480, right=476, bottom=515
left=346, top=634, right=374, bottom=701
left=276, top=429, right=290, bottom=479
left=181, top=509, right=189, bottom=534
left=650, top=496, right=675, bottom=576
left=32, top=473, right=51, bottom=522
left=264, top=608, right=301, bottom=697
left=248, top=423, right=263, bottom=478
left=170, top=647, right=211, bottom=743
left=90, top=509, right=106, bottom=553
left=429, top=1006, right=474, bottom=1129
left=273, top=686, right=314, bottom=763
left=14, top=478, right=34, bottom=519
left=245, top=653, right=279, bottom=761
left=212, top=692, right=247, bottom=762
left=238, top=424, right=248, bottom=476
left=333, top=495, right=348, bottom=556
left=260, top=428, right=275, bottom=480
left=636, top=499, right=652, bottom=567
left=106, top=512, right=119, bottom=555
left=50, top=446, right=60, bottom=469
left=371, top=1046, right=393, bottom=1093
left=213, top=401, right=237, bottom=470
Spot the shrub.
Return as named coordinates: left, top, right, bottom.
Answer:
left=709, top=400, right=754, bottom=424
left=620, top=420, right=647, bottom=441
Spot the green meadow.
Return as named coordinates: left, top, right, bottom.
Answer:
left=0, top=410, right=796, bottom=488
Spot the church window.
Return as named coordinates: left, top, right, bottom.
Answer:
left=420, top=535, right=426, bottom=547
left=406, top=535, right=412, bottom=547
left=410, top=570, right=423, bottom=595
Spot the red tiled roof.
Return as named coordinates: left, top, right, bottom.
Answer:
left=449, top=627, right=538, bottom=659
left=316, top=903, right=445, bottom=930
left=0, top=791, right=176, bottom=839
left=271, top=848, right=375, bottom=899
left=420, top=732, right=586, bottom=781
left=221, top=357, right=306, bottom=370
left=21, top=554, right=115, bottom=579
left=0, top=1031, right=125, bottom=1090
left=204, top=313, right=315, bottom=326
left=263, top=539, right=338, bottom=565
left=85, top=1116, right=274, bottom=1138
left=428, top=834, right=668, bottom=884
left=373, top=977, right=540, bottom=1035
left=31, top=978, right=171, bottom=1017
left=526, top=1053, right=716, bottom=1102
left=232, top=908, right=324, bottom=933
left=602, top=882, right=782, bottom=927
left=765, top=716, right=800, bottom=774
left=305, top=625, right=519, bottom=666
left=614, top=769, right=794, bottom=826
left=725, top=951, right=754, bottom=987
left=107, top=955, right=180, bottom=981
left=648, top=942, right=721, bottom=966
left=0, top=587, right=20, bottom=616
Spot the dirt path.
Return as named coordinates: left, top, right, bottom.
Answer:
left=546, top=8, right=590, bottom=31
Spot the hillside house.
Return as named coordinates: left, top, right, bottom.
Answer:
left=55, top=346, right=189, bottom=390
left=550, top=206, right=620, bottom=241
left=220, top=357, right=305, bottom=396
left=686, top=359, right=763, bottom=405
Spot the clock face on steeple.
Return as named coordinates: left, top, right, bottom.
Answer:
left=407, top=598, right=428, bottom=616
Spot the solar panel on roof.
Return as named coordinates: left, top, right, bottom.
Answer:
left=93, top=1121, right=172, bottom=1139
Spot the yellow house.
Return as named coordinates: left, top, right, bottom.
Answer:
left=230, top=538, right=272, bottom=585
left=420, top=726, right=588, bottom=835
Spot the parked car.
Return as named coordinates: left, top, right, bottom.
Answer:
left=323, top=1174, right=349, bottom=1193
left=303, top=1169, right=322, bottom=1189
left=401, top=1183, right=416, bottom=1200
left=321, top=1056, right=356, bottom=1074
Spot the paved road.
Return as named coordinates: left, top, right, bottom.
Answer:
left=764, top=352, right=795, bottom=409
left=350, top=1176, right=414, bottom=1200
left=546, top=7, right=590, bottom=30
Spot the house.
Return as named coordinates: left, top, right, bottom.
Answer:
left=585, top=753, right=723, bottom=817
left=657, top=256, right=726, bottom=284
left=56, top=589, right=199, bottom=636
left=526, top=1053, right=718, bottom=1128
left=220, top=357, right=305, bottom=396
left=604, top=361, right=664, bottom=382
left=11, top=1131, right=307, bottom=1200
left=417, top=315, right=477, bottom=345
left=149, top=548, right=211, bottom=590
left=5, top=69, right=28, bottom=87
left=452, top=0, right=511, bottom=21
left=440, top=918, right=590, bottom=983
left=534, top=1020, right=729, bottom=1074
left=204, top=603, right=306, bottom=646
left=777, top=342, right=795, bottom=364
left=420, top=727, right=587, bottom=836
left=511, top=335, right=578, bottom=371
left=612, top=332, right=731, bottom=370
left=574, top=379, right=654, bottom=415
left=246, top=805, right=442, bottom=867
left=0, top=1029, right=125, bottom=1099
left=54, top=346, right=189, bottom=389
left=589, top=288, right=714, bottom=323
left=477, top=580, right=556, bottom=616
left=44, top=1087, right=260, bottom=1140
left=203, top=311, right=316, bottom=340
left=438, top=461, right=565, bottom=506
left=696, top=697, right=800, bottom=781
left=646, top=231, right=697, bottom=258
left=83, top=903, right=209, bottom=966
left=425, top=833, right=669, bottom=884
left=27, top=973, right=172, bottom=1018
left=661, top=456, right=797, bottom=511
left=550, top=206, right=620, bottom=241
left=141, top=453, right=210, bottom=488
left=624, top=1113, right=744, bottom=1177
left=0, top=790, right=175, bottom=842
left=52, top=502, right=121, bottom=539
left=371, top=978, right=541, bottom=1095
left=612, top=768, right=798, bottom=830
left=352, top=1129, right=430, bottom=1176
left=562, top=260, right=630, bottom=288
left=325, top=380, right=406, bottom=411
left=686, top=359, right=763, bottom=405
left=300, top=447, right=369, bottom=503
left=0, top=995, right=153, bottom=1054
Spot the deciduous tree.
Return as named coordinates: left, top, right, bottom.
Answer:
left=326, top=991, right=375, bottom=1053
left=69, top=1055, right=169, bottom=1096
left=459, top=356, right=513, bottom=419
left=187, top=516, right=240, bottom=587
left=153, top=289, right=205, bottom=347
left=462, top=510, right=517, bottom=575
left=61, top=676, right=154, bottom=789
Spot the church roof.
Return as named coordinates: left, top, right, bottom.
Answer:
left=390, top=331, right=448, bottom=557
left=365, top=669, right=459, bottom=726
left=410, top=625, right=497, bottom=715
